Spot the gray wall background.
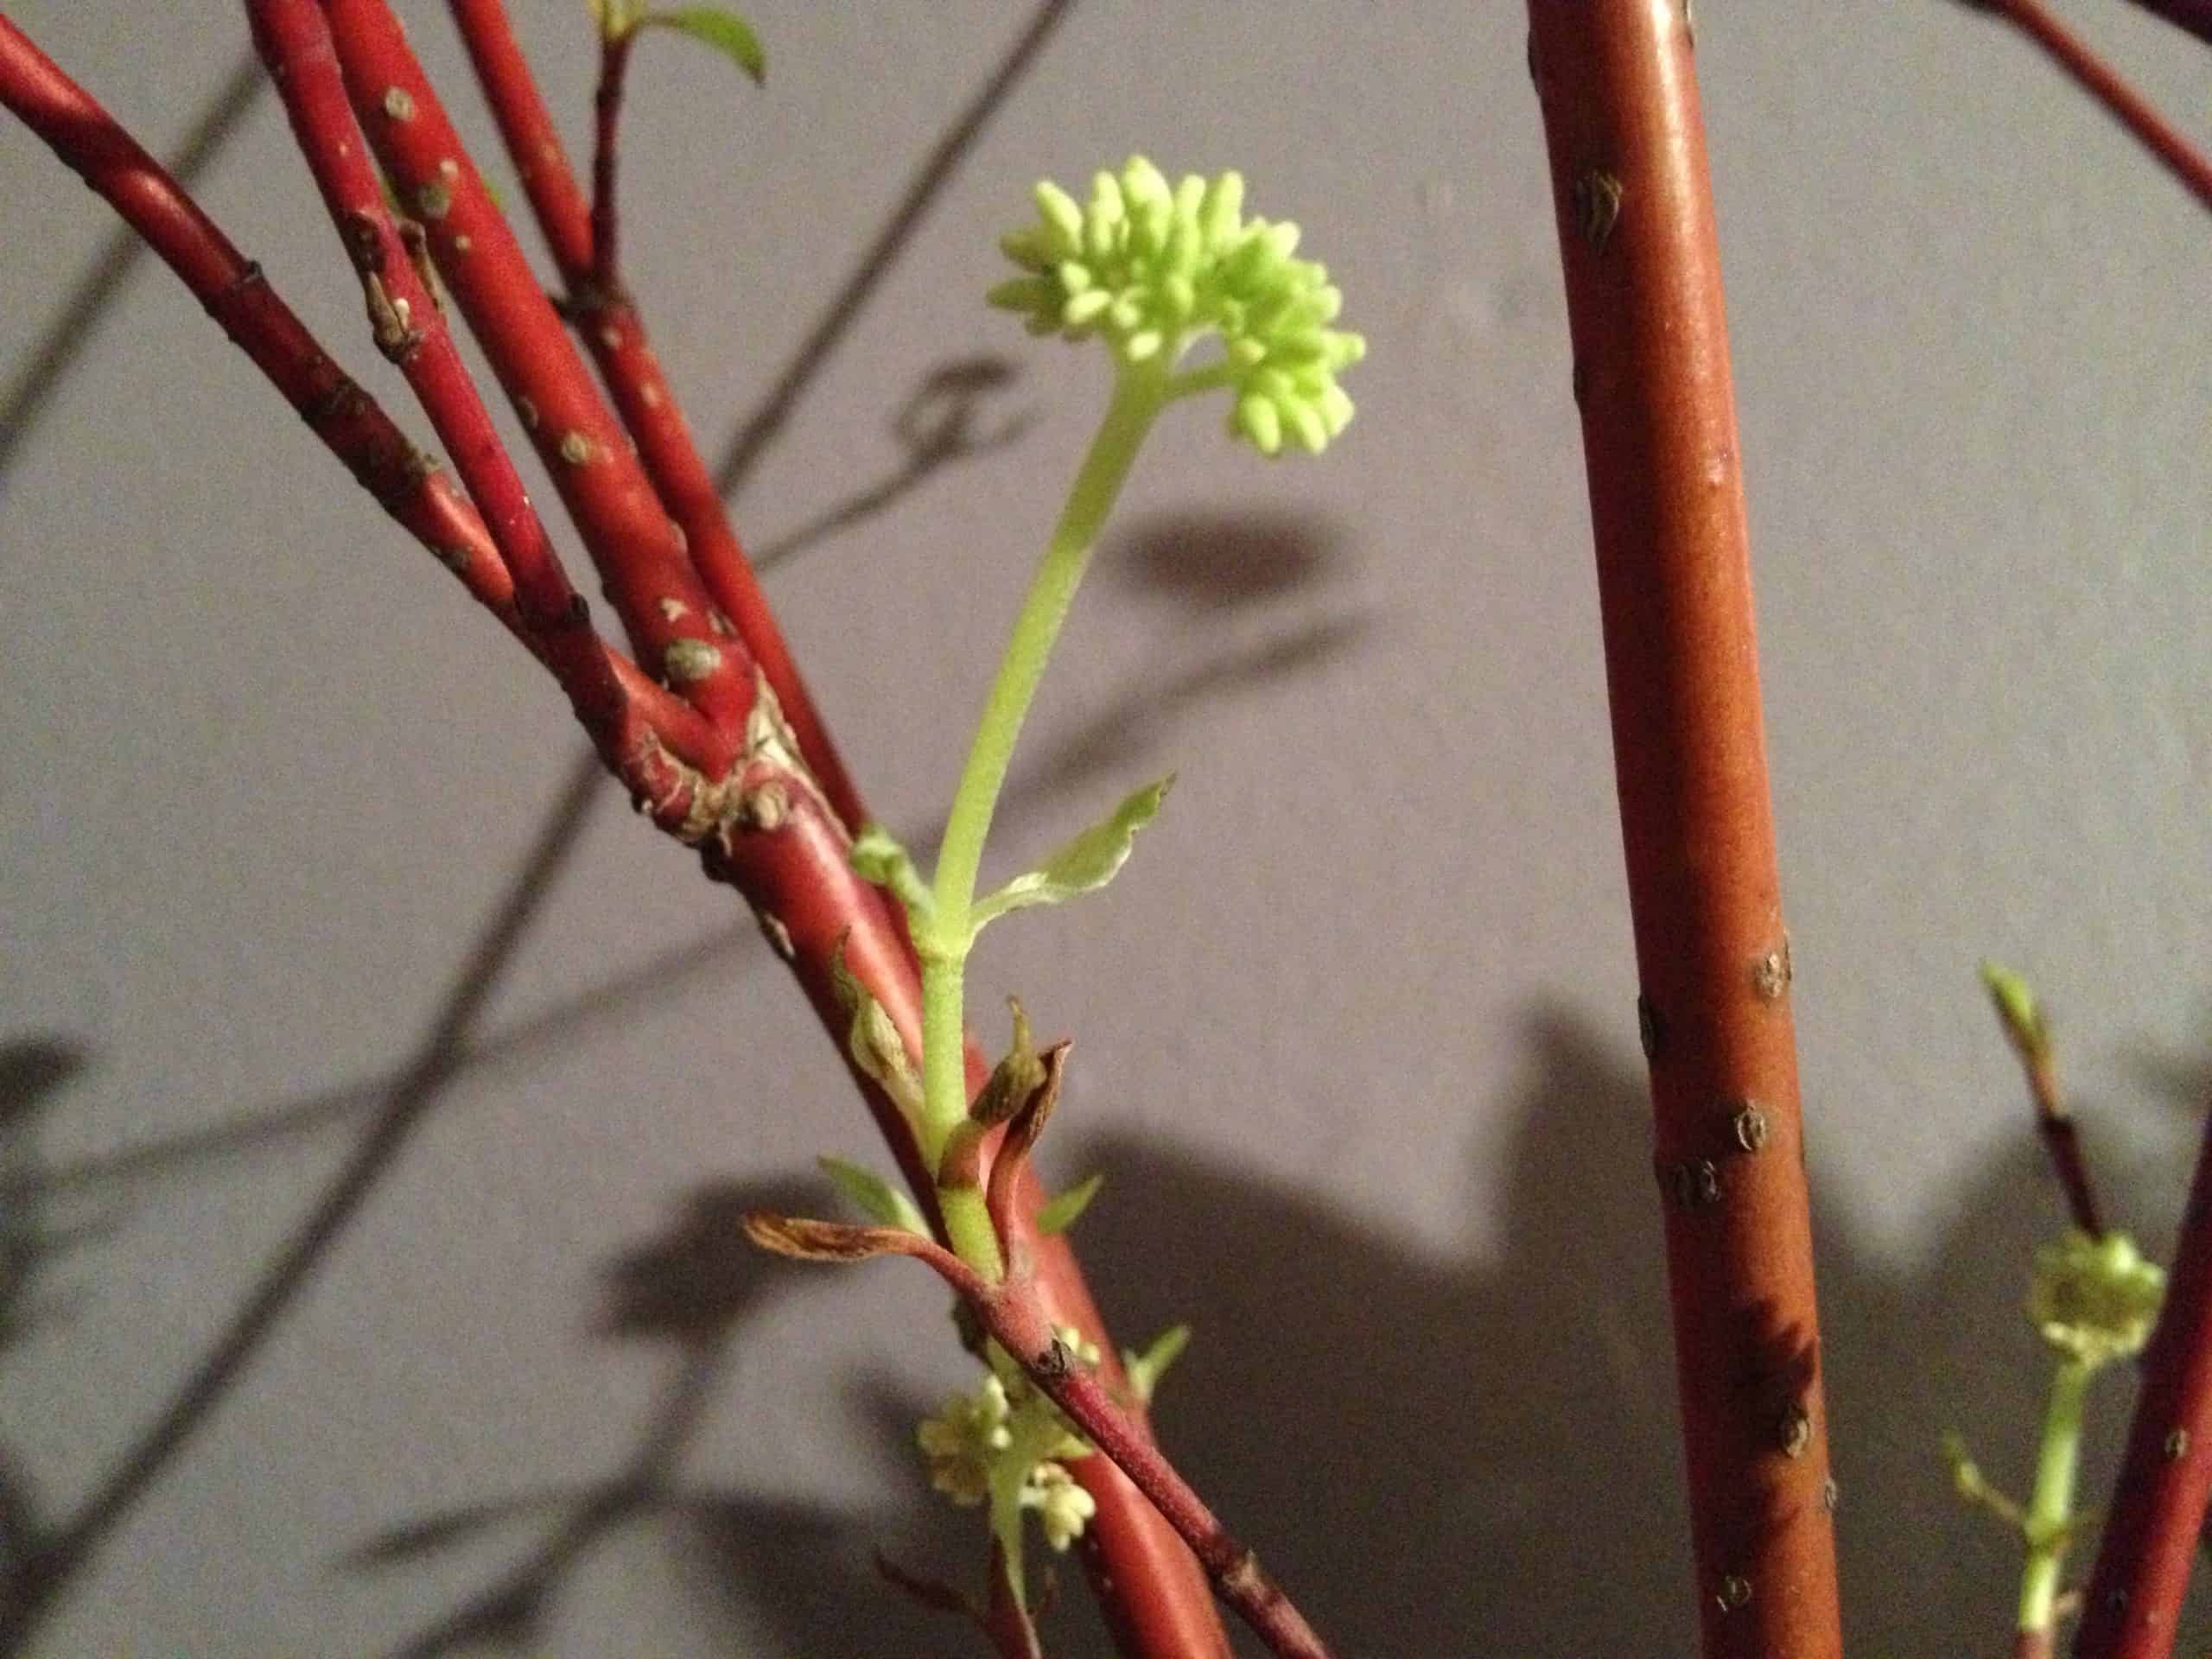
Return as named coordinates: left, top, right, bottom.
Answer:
left=3, top=3, right=2207, bottom=1654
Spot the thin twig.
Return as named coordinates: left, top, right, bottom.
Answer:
left=588, top=29, right=633, bottom=302
left=1983, top=965, right=2107, bottom=1236
left=743, top=1211, right=1337, bottom=1659
left=1980, top=0, right=2212, bottom=213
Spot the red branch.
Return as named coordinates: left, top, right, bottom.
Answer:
left=2073, top=1104, right=2212, bottom=1659
left=446, top=0, right=867, bottom=833
left=0, top=10, right=715, bottom=779
left=1526, top=3, right=1843, bottom=1655
left=1983, top=0, right=2212, bottom=213
left=8, top=10, right=1227, bottom=1654
left=317, top=0, right=756, bottom=736
left=439, top=6, right=1228, bottom=1650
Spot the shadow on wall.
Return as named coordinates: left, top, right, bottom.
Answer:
left=347, top=1006, right=2197, bottom=1657
left=335, top=1176, right=988, bottom=1659
left=1054, top=1009, right=2200, bottom=1657
left=988, top=507, right=1376, bottom=826
left=11, top=992, right=2204, bottom=1653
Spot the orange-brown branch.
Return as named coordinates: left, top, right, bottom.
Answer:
left=1525, top=3, right=1844, bottom=1654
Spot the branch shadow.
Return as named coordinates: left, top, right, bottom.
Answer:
left=713, top=0, right=1077, bottom=501
left=1043, top=1004, right=2184, bottom=1656
left=995, top=509, right=1376, bottom=826
left=0, top=48, right=264, bottom=486
left=0, top=752, right=610, bottom=1655
left=304, top=998, right=2207, bottom=1655
left=0, top=1039, right=99, bottom=1636
left=753, top=355, right=1032, bottom=576
left=346, top=1183, right=1065, bottom=1659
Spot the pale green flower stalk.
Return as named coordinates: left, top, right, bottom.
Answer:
left=2015, top=1230, right=2164, bottom=1642
left=871, top=156, right=1363, bottom=1277
left=847, top=159, right=1357, bottom=1608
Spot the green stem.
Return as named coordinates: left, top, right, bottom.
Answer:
left=916, top=361, right=1169, bottom=1169
left=931, top=359, right=1170, bottom=931
left=2019, top=1357, right=2094, bottom=1636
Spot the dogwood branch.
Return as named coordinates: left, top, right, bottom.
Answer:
left=445, top=0, right=867, bottom=832
left=1526, top=3, right=1843, bottom=1653
left=0, top=10, right=717, bottom=781
left=317, top=0, right=758, bottom=735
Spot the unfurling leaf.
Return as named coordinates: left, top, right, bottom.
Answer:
left=1121, top=1324, right=1192, bottom=1407
left=817, top=1155, right=927, bottom=1234
left=641, top=7, right=766, bottom=85
left=969, top=775, right=1173, bottom=935
left=742, top=1211, right=912, bottom=1262
left=851, top=824, right=936, bottom=926
left=1036, top=1172, right=1103, bottom=1236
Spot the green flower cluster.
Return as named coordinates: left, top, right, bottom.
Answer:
left=989, top=156, right=1364, bottom=456
left=914, top=1328, right=1102, bottom=1553
left=2027, top=1228, right=2165, bottom=1370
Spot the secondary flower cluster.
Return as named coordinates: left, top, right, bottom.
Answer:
left=916, top=1328, right=1102, bottom=1552
left=989, top=156, right=1364, bottom=456
left=2027, top=1228, right=2165, bottom=1370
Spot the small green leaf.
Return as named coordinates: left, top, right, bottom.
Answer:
left=969, top=775, right=1173, bottom=936
left=1121, top=1324, right=1191, bottom=1408
left=852, top=824, right=935, bottom=926
left=642, top=7, right=766, bottom=85
left=817, top=1155, right=927, bottom=1235
left=1036, top=1172, right=1103, bottom=1236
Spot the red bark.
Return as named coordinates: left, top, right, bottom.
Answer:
left=2072, top=1106, right=2212, bottom=1659
left=1525, top=3, right=1843, bottom=1654
left=437, top=6, right=1230, bottom=1648
left=445, top=0, right=867, bottom=834
left=0, top=10, right=715, bottom=779
left=8, top=10, right=1244, bottom=1654
left=318, top=0, right=754, bottom=736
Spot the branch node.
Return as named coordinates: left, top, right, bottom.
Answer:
left=1661, top=1157, right=1721, bottom=1211
left=1571, top=168, right=1624, bottom=250
left=1752, top=939, right=1792, bottom=1000
left=1779, top=1402, right=1812, bottom=1458
left=1732, top=1102, right=1770, bottom=1154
